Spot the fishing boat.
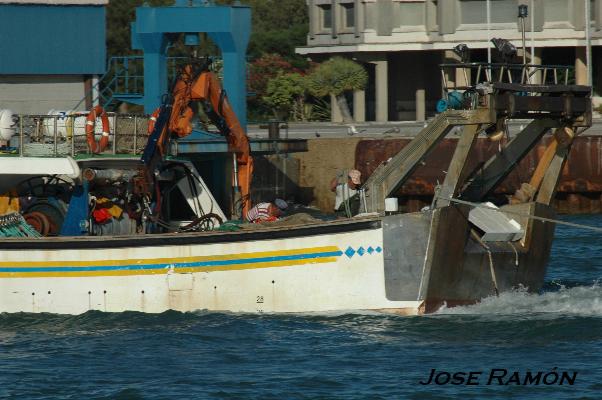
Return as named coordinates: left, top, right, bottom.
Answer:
left=0, top=61, right=592, bottom=315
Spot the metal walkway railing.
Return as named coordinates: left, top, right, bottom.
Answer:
left=439, top=62, right=575, bottom=97
left=72, top=56, right=192, bottom=112
left=7, top=113, right=152, bottom=158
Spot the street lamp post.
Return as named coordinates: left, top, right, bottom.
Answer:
left=518, top=5, right=528, bottom=66
left=530, top=0, right=534, bottom=64
left=487, top=0, right=491, bottom=64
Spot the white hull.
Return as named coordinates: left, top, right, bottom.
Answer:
left=0, top=222, right=422, bottom=315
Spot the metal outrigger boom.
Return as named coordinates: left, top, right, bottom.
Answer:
left=361, top=62, right=592, bottom=213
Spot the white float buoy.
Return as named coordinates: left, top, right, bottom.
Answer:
left=0, top=109, right=16, bottom=141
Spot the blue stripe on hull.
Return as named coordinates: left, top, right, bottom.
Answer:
left=0, top=251, right=344, bottom=273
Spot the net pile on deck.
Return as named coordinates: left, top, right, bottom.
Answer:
left=0, top=213, right=41, bottom=238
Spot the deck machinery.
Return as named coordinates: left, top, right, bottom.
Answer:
left=361, top=62, right=591, bottom=312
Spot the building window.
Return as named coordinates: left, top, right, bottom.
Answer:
left=320, top=4, right=332, bottom=30
left=543, top=0, right=569, bottom=23
left=459, top=0, right=515, bottom=25
left=343, top=3, right=355, bottom=28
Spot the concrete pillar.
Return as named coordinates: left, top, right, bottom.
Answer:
left=332, top=0, right=339, bottom=38
left=308, top=0, right=317, bottom=40
left=597, top=51, right=602, bottom=93
left=530, top=47, right=542, bottom=84
left=353, top=89, right=366, bottom=122
left=374, top=59, right=388, bottom=122
left=437, top=0, right=458, bottom=34
left=517, top=48, right=528, bottom=66
left=443, top=50, right=457, bottom=90
left=355, top=0, right=363, bottom=37
left=415, top=89, right=426, bottom=122
left=575, top=46, right=588, bottom=85
left=91, top=75, right=100, bottom=108
left=331, top=94, right=343, bottom=123
left=443, top=49, right=470, bottom=99
left=446, top=48, right=470, bottom=88
left=455, top=64, right=470, bottom=89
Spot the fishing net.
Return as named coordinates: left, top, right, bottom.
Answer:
left=0, top=212, right=41, bottom=238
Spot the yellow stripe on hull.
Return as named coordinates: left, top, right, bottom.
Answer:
left=0, top=246, right=341, bottom=268
left=0, top=257, right=339, bottom=278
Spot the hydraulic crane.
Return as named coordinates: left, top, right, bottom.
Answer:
left=142, top=62, right=253, bottom=219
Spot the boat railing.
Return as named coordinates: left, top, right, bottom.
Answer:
left=439, top=62, right=574, bottom=98
left=6, top=113, right=152, bottom=158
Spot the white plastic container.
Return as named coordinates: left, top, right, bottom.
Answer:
left=384, top=197, right=399, bottom=213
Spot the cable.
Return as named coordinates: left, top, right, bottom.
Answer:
left=343, top=175, right=352, bottom=218
left=471, top=230, right=499, bottom=297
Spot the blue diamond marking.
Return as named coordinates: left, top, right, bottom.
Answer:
left=345, top=246, right=356, bottom=258
left=357, top=247, right=365, bottom=256
left=367, top=246, right=374, bottom=254
left=376, top=246, right=382, bottom=253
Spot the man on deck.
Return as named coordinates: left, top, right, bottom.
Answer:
left=245, top=198, right=288, bottom=223
left=330, top=169, right=362, bottom=217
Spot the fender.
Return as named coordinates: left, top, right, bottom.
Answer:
left=85, top=105, right=110, bottom=153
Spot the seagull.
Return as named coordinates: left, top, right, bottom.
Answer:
left=347, top=125, right=366, bottom=136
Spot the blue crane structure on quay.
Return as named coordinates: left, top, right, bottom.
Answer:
left=129, top=0, right=251, bottom=129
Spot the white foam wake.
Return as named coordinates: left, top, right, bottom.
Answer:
left=435, top=283, right=602, bottom=317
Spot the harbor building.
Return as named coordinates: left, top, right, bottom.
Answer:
left=296, top=0, right=602, bottom=122
left=0, top=0, right=107, bottom=114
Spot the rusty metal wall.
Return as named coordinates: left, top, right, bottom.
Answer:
left=355, top=135, right=602, bottom=214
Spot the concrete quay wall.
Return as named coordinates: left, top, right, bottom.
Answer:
left=353, top=135, right=602, bottom=214
left=255, top=135, right=602, bottom=214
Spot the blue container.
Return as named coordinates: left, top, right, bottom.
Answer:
left=437, top=91, right=464, bottom=113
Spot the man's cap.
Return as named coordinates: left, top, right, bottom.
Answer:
left=348, top=169, right=361, bottom=185
left=274, top=198, right=288, bottom=210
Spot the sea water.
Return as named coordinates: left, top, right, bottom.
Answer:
left=0, top=215, right=600, bottom=399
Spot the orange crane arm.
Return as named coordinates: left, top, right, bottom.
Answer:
left=158, top=65, right=253, bottom=217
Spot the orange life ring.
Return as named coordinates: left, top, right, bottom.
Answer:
left=148, top=107, right=161, bottom=135
left=85, top=105, right=110, bottom=153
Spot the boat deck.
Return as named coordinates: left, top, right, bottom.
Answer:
left=0, top=214, right=382, bottom=249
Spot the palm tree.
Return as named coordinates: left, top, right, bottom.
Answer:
left=306, top=57, right=368, bottom=123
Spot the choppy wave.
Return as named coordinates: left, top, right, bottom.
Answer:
left=436, top=283, right=602, bottom=317
left=1, top=282, right=601, bottom=332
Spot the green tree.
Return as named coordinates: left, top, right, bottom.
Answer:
left=264, top=72, right=307, bottom=121
left=247, top=54, right=299, bottom=120
left=106, top=0, right=175, bottom=57
left=217, top=0, right=308, bottom=64
left=306, top=57, right=368, bottom=123
left=107, top=0, right=308, bottom=61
